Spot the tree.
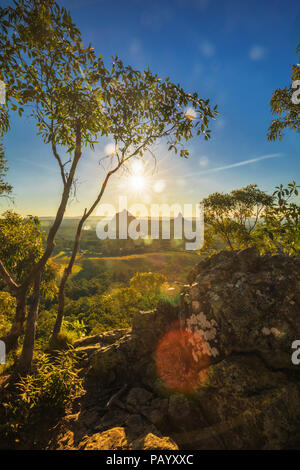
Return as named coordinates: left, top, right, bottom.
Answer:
left=48, top=59, right=218, bottom=343
left=267, top=43, right=300, bottom=141
left=201, top=184, right=273, bottom=252
left=0, top=0, right=217, bottom=371
left=264, top=45, right=300, bottom=256
left=0, top=0, right=107, bottom=370
left=0, top=211, right=57, bottom=343
left=253, top=181, right=300, bottom=255
left=0, top=140, right=12, bottom=198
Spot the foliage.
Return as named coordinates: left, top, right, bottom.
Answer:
left=253, top=181, right=300, bottom=255
left=0, top=0, right=216, bottom=371
left=16, top=350, right=83, bottom=415
left=130, top=272, right=167, bottom=309
left=35, top=309, right=86, bottom=349
left=267, top=43, right=300, bottom=141
left=201, top=184, right=273, bottom=251
left=62, top=318, right=86, bottom=337
left=0, top=350, right=83, bottom=442
left=0, top=0, right=217, bottom=157
left=0, top=211, right=58, bottom=295
left=0, top=140, right=12, bottom=197
left=63, top=271, right=168, bottom=335
left=0, top=290, right=16, bottom=335
left=49, top=330, right=77, bottom=350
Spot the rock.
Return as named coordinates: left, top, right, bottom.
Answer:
left=65, top=424, right=179, bottom=450
left=126, top=387, right=153, bottom=408
left=47, top=413, right=89, bottom=450
left=176, top=249, right=300, bottom=449
left=125, top=414, right=145, bottom=438
left=73, top=328, right=131, bottom=348
left=143, top=398, right=169, bottom=426
left=80, top=427, right=128, bottom=450
left=90, top=302, right=179, bottom=385
left=133, top=433, right=179, bottom=450
left=168, top=394, right=190, bottom=422
left=96, top=409, right=129, bottom=432
left=53, top=250, right=300, bottom=450
left=73, top=334, right=101, bottom=348
left=183, top=249, right=300, bottom=370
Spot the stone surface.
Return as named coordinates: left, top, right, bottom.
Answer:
left=49, top=249, right=300, bottom=450
left=133, top=432, right=179, bottom=450
left=80, top=427, right=128, bottom=450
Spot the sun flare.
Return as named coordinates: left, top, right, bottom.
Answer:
left=129, top=174, right=146, bottom=192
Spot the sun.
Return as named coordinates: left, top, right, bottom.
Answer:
left=129, top=174, right=146, bottom=192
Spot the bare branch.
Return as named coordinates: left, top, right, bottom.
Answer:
left=52, top=142, right=67, bottom=186
left=0, top=258, right=19, bottom=293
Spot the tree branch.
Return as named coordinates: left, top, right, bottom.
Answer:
left=0, top=258, right=19, bottom=293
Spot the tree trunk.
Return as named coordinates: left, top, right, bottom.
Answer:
left=0, top=288, right=27, bottom=353
left=0, top=124, right=82, bottom=352
left=50, top=218, right=85, bottom=347
left=50, top=160, right=122, bottom=345
left=18, top=275, right=41, bottom=374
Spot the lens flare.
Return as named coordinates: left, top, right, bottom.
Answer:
left=130, top=174, right=146, bottom=192
left=155, top=324, right=210, bottom=393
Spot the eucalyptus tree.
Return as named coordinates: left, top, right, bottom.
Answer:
left=267, top=43, right=300, bottom=141
left=201, top=185, right=273, bottom=252
left=0, top=0, right=217, bottom=371
left=0, top=0, right=107, bottom=365
left=50, top=58, right=218, bottom=345
left=0, top=141, right=12, bottom=198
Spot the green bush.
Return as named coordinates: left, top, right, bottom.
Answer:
left=16, top=350, right=83, bottom=416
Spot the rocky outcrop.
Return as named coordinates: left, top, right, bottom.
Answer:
left=51, top=248, right=300, bottom=450
left=185, top=247, right=300, bottom=370
left=90, top=303, right=179, bottom=386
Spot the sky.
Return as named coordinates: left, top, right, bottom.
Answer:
left=2, top=0, right=300, bottom=216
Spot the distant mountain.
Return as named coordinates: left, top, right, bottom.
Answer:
left=111, top=210, right=136, bottom=236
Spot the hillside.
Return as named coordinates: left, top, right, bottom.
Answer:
left=2, top=248, right=300, bottom=450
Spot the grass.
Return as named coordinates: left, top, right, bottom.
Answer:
left=80, top=251, right=200, bottom=282
left=51, top=250, right=200, bottom=282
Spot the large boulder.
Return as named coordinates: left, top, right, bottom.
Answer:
left=177, top=248, right=300, bottom=449
left=184, top=247, right=300, bottom=369
left=90, top=302, right=179, bottom=385
left=71, top=249, right=300, bottom=450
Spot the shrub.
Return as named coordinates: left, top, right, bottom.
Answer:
left=49, top=331, right=77, bottom=350
left=16, top=350, right=83, bottom=416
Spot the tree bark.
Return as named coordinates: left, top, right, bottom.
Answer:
left=0, top=121, right=82, bottom=350
left=50, top=217, right=85, bottom=347
left=18, top=274, right=41, bottom=374
left=0, top=288, right=27, bottom=353
left=50, top=160, right=123, bottom=345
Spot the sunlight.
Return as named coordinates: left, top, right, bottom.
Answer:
left=131, top=160, right=144, bottom=175
left=184, top=107, right=197, bottom=121
left=129, top=174, right=146, bottom=192
left=105, top=143, right=118, bottom=156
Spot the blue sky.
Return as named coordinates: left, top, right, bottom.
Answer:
left=3, top=0, right=300, bottom=216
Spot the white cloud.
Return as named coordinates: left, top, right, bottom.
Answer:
left=129, top=39, right=142, bottom=57
left=249, top=45, right=267, bottom=61
left=199, top=156, right=209, bottom=167
left=199, top=41, right=215, bottom=58
left=140, top=7, right=172, bottom=32
left=182, top=154, right=282, bottom=178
